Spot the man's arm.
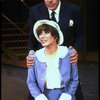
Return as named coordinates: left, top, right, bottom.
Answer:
left=69, top=6, right=84, bottom=64
left=73, top=5, right=84, bottom=53
left=28, top=7, right=39, bottom=51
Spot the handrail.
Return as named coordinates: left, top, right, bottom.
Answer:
left=1, top=13, right=27, bottom=35
left=21, top=0, right=29, bottom=9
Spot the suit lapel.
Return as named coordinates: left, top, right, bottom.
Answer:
left=58, top=2, right=70, bottom=25
left=39, top=3, right=50, bottom=19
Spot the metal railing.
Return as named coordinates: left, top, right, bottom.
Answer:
left=1, top=13, right=28, bottom=68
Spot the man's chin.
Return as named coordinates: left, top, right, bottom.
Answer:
left=47, top=6, right=56, bottom=10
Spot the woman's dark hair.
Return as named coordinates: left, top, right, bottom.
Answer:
left=36, top=24, right=60, bottom=44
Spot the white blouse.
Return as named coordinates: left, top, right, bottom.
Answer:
left=36, top=46, right=68, bottom=89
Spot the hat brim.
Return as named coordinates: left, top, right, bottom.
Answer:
left=33, top=19, right=64, bottom=45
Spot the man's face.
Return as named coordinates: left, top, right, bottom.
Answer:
left=44, top=0, right=59, bottom=10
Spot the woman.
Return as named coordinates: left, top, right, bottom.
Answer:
left=27, top=19, right=79, bottom=100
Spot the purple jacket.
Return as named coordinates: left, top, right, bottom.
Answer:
left=27, top=46, right=79, bottom=98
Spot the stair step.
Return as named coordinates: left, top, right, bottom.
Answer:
left=11, top=49, right=28, bottom=55
left=2, top=36, right=28, bottom=41
left=3, top=42, right=27, bottom=48
left=1, top=22, right=25, bottom=29
left=1, top=30, right=26, bottom=35
left=2, top=49, right=28, bottom=61
left=2, top=41, right=28, bottom=48
left=7, top=46, right=28, bottom=50
left=2, top=40, right=28, bottom=43
left=16, top=52, right=28, bottom=55
left=2, top=33, right=28, bottom=37
left=1, top=21, right=29, bottom=67
left=17, top=53, right=28, bottom=60
left=1, top=28, right=20, bottom=31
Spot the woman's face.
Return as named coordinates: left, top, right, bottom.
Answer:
left=39, top=30, right=57, bottom=47
left=44, top=0, right=59, bottom=10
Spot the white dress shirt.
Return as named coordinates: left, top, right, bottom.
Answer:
left=48, top=1, right=61, bottom=22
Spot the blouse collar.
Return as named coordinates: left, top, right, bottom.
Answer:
left=36, top=46, right=68, bottom=62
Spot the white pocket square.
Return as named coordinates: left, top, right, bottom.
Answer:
left=69, top=20, right=74, bottom=27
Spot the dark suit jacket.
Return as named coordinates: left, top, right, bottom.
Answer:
left=28, top=1, right=84, bottom=52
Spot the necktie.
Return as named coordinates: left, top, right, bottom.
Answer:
left=51, top=11, right=57, bottom=22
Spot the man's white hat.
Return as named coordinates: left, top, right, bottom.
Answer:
left=33, top=19, right=64, bottom=45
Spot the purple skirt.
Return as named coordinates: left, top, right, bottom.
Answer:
left=43, top=88, right=65, bottom=100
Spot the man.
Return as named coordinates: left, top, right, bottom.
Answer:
left=27, top=0, right=84, bottom=100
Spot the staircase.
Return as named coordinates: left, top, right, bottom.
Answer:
left=1, top=14, right=29, bottom=68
